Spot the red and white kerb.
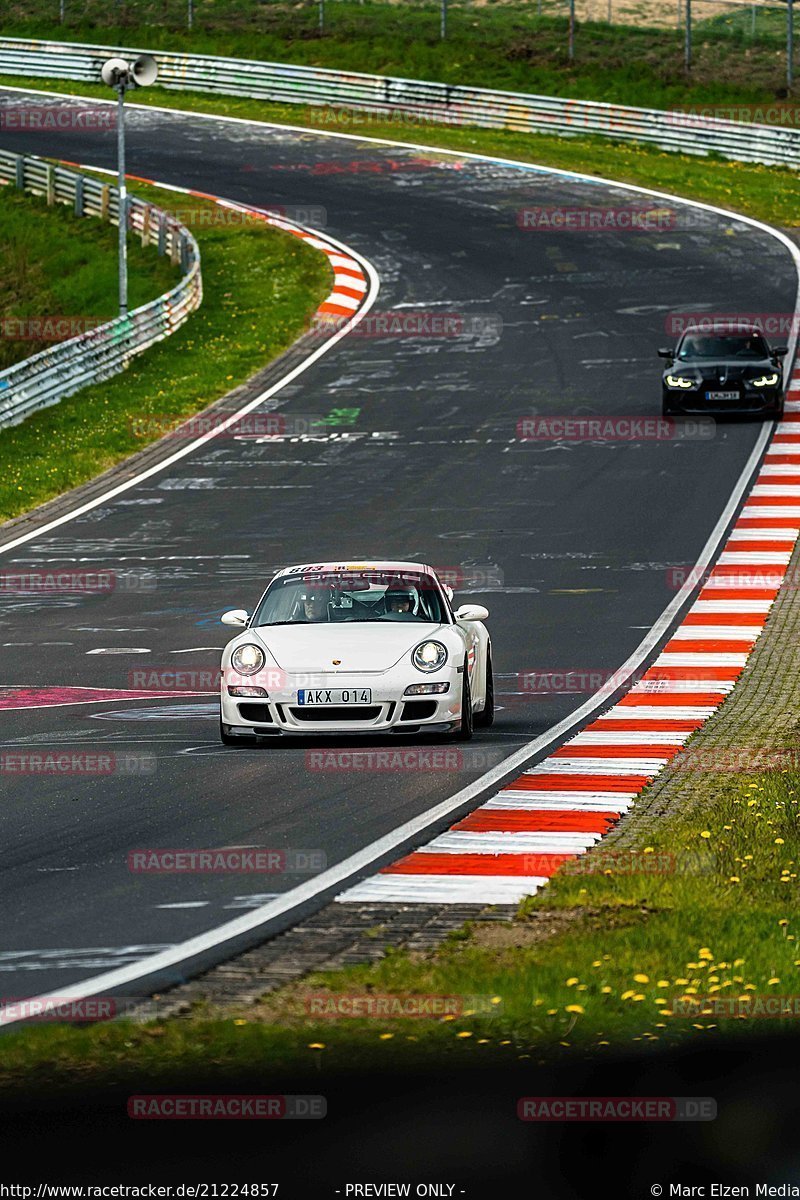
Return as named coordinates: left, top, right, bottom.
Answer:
left=338, top=373, right=800, bottom=904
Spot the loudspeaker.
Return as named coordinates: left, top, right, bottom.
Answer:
left=100, top=57, right=130, bottom=86
left=131, top=54, right=158, bottom=87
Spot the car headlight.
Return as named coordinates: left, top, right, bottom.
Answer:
left=665, top=375, right=695, bottom=389
left=750, top=373, right=780, bottom=388
left=231, top=643, right=265, bottom=676
left=412, top=640, right=448, bottom=673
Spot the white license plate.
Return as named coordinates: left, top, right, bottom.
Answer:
left=705, top=390, right=739, bottom=401
left=297, top=688, right=372, bottom=705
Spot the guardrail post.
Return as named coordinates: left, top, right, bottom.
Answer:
left=141, top=204, right=151, bottom=248
left=157, top=212, right=167, bottom=256
left=14, top=156, right=24, bottom=190
left=74, top=174, right=84, bottom=217
left=100, top=184, right=110, bottom=220
left=45, top=163, right=55, bottom=206
left=180, top=235, right=190, bottom=273
left=170, top=225, right=180, bottom=266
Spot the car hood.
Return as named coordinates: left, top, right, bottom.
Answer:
left=667, top=357, right=777, bottom=378
left=252, top=622, right=446, bottom=673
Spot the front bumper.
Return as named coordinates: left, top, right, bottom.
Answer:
left=663, top=385, right=783, bottom=415
left=220, top=667, right=463, bottom=736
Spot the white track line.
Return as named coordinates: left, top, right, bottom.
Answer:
left=0, top=88, right=797, bottom=1022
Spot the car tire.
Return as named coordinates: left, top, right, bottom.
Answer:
left=455, top=662, right=474, bottom=742
left=219, top=717, right=255, bottom=747
left=474, top=647, right=495, bottom=728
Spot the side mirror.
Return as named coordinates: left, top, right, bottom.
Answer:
left=657, top=347, right=675, bottom=359
left=221, top=609, right=249, bottom=627
left=455, top=604, right=489, bottom=622
left=774, top=346, right=789, bottom=357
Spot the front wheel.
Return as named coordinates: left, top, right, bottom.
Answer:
left=474, top=647, right=494, bottom=728
left=455, top=663, right=474, bottom=742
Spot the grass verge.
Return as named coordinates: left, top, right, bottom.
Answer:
left=0, top=2, right=799, bottom=112
left=2, top=765, right=800, bottom=1085
left=0, top=174, right=332, bottom=524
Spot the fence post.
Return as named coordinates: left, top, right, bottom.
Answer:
left=14, top=156, right=24, bottom=189
left=45, top=163, right=55, bottom=205
left=141, top=203, right=151, bottom=247
left=188, top=0, right=193, bottom=30
left=158, top=212, right=167, bottom=256
left=100, top=184, right=110, bottom=219
left=685, top=0, right=692, bottom=72
left=789, top=0, right=795, bottom=95
left=74, top=174, right=84, bottom=217
left=569, top=0, right=575, bottom=59
left=441, top=0, right=447, bottom=40
left=318, top=0, right=324, bottom=34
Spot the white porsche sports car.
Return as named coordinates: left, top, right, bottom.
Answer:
left=219, top=560, right=493, bottom=742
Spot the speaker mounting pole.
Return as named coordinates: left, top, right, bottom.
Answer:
left=101, top=55, right=159, bottom=321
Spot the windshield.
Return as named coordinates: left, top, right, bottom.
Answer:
left=678, top=333, right=769, bottom=360
left=252, top=570, right=450, bottom=626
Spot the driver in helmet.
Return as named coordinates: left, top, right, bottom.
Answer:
left=301, top=589, right=328, bottom=622
left=385, top=586, right=415, bottom=617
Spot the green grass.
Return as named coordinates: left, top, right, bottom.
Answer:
left=0, top=174, right=332, bottom=523
left=1, top=1, right=799, bottom=112
left=3, top=767, right=800, bottom=1087
left=2, top=59, right=800, bottom=1088
left=0, top=182, right=176, bottom=371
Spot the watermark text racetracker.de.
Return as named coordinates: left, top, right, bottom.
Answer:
left=303, top=991, right=502, bottom=1018
left=164, top=202, right=327, bottom=227
left=128, top=848, right=326, bottom=874
left=517, top=1096, right=716, bottom=1122
left=306, top=747, right=507, bottom=772
left=128, top=1094, right=326, bottom=1120
left=516, top=205, right=708, bottom=233
left=0, top=316, right=106, bottom=342
left=517, top=416, right=715, bottom=442
left=311, top=310, right=502, bottom=340
left=0, top=104, right=115, bottom=132
left=0, top=568, right=155, bottom=594
left=0, top=750, right=155, bottom=776
left=665, top=311, right=800, bottom=338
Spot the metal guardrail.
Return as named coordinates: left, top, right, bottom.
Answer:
left=0, top=36, right=799, bottom=168
left=0, top=149, right=201, bottom=429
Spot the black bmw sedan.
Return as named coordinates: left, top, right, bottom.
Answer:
left=660, top=326, right=787, bottom=418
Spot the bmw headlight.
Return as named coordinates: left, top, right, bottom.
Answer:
left=750, top=373, right=780, bottom=388
left=231, top=643, right=265, bottom=676
left=665, top=375, right=695, bottom=389
left=412, top=640, right=448, bottom=673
